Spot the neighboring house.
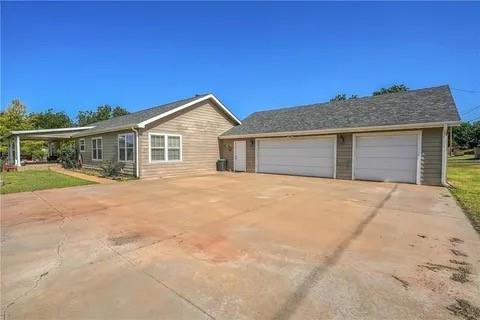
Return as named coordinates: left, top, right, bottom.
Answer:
left=71, top=94, right=241, bottom=178
left=7, top=85, right=460, bottom=185
left=219, top=85, right=460, bottom=186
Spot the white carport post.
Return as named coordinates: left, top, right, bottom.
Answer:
left=15, top=135, right=21, bottom=166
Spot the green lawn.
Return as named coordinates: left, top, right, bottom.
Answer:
left=448, top=155, right=480, bottom=231
left=1, top=170, right=95, bottom=194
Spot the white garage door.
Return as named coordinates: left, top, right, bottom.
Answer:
left=257, top=137, right=335, bottom=178
left=353, top=132, right=420, bottom=184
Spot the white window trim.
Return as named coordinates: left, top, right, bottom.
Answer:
left=117, top=133, right=135, bottom=163
left=351, top=130, right=422, bottom=185
left=148, top=133, right=183, bottom=163
left=79, top=138, right=85, bottom=152
left=91, top=137, right=103, bottom=161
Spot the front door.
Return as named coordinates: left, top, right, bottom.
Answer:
left=234, top=141, right=246, bottom=172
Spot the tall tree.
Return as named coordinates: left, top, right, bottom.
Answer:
left=77, top=105, right=129, bottom=126
left=30, top=109, right=73, bottom=129
left=373, top=84, right=409, bottom=96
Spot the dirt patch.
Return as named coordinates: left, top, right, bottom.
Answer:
left=451, top=249, right=469, bottom=257
left=450, top=259, right=470, bottom=266
left=109, top=234, right=142, bottom=246
left=419, top=262, right=458, bottom=272
left=391, top=275, right=409, bottom=289
left=177, top=233, right=247, bottom=263
left=419, top=263, right=471, bottom=284
left=449, top=237, right=465, bottom=245
left=447, top=299, right=480, bottom=320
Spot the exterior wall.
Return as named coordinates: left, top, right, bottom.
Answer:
left=335, top=133, right=353, bottom=180
left=76, top=129, right=137, bottom=176
left=220, top=128, right=444, bottom=186
left=138, top=100, right=236, bottom=178
left=220, top=138, right=256, bottom=172
left=421, top=128, right=443, bottom=186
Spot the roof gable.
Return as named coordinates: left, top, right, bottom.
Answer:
left=221, top=85, right=460, bottom=137
left=74, top=94, right=240, bottom=137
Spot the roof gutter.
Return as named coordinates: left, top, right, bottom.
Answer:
left=71, top=124, right=141, bottom=138
left=219, top=121, right=461, bottom=139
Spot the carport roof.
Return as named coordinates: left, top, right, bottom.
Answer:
left=221, top=85, right=461, bottom=138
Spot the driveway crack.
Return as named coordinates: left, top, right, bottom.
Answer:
left=2, top=193, right=68, bottom=320
left=272, top=184, right=399, bottom=320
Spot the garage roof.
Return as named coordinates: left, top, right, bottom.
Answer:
left=221, top=85, right=460, bottom=138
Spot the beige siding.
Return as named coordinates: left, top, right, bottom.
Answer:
left=220, top=139, right=256, bottom=172
left=421, top=128, right=443, bottom=186
left=139, top=100, right=236, bottom=178
left=220, top=128, right=444, bottom=186
left=336, top=133, right=353, bottom=180
left=76, top=129, right=136, bottom=176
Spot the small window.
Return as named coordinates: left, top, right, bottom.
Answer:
left=79, top=139, right=85, bottom=152
left=92, top=137, right=103, bottom=161
left=149, top=134, right=182, bottom=162
left=118, top=133, right=134, bottom=162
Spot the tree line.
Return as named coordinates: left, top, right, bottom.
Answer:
left=0, top=99, right=129, bottom=157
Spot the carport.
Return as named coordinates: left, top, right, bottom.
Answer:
left=7, top=127, right=92, bottom=166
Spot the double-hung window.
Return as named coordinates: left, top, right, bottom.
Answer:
left=92, top=137, right=103, bottom=161
left=149, top=134, right=182, bottom=162
left=118, top=133, right=134, bottom=162
left=79, top=139, right=85, bottom=152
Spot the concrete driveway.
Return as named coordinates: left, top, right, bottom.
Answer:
left=1, top=173, right=479, bottom=320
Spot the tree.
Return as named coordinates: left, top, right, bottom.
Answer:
left=453, top=122, right=480, bottom=149
left=373, top=84, right=409, bottom=96
left=0, top=99, right=33, bottom=155
left=330, top=94, right=358, bottom=102
left=77, top=105, right=129, bottom=126
left=30, top=109, right=72, bottom=129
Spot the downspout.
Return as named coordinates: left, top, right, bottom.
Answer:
left=132, top=127, right=140, bottom=178
left=441, top=123, right=448, bottom=186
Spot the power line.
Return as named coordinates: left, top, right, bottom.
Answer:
left=452, top=88, right=480, bottom=94
left=462, top=104, right=480, bottom=116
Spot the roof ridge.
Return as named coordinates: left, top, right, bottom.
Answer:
left=252, top=85, right=450, bottom=115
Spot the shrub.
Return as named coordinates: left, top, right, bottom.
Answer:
left=100, top=161, right=125, bottom=177
left=58, top=143, right=77, bottom=169
left=32, top=148, right=48, bottom=161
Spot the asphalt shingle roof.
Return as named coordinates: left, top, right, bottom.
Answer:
left=76, top=94, right=209, bottom=136
left=222, top=85, right=460, bottom=137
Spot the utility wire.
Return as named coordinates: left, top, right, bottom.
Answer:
left=461, top=104, right=480, bottom=116
left=452, top=88, right=480, bottom=94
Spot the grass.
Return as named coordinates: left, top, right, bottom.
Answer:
left=448, top=154, right=480, bottom=231
left=1, top=169, right=96, bottom=194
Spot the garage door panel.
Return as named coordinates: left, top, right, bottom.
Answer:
left=260, top=148, right=334, bottom=158
left=354, top=133, right=419, bottom=184
left=260, top=157, right=334, bottom=167
left=356, top=157, right=417, bottom=171
left=257, top=137, right=335, bottom=178
left=260, top=163, right=334, bottom=177
left=355, top=168, right=417, bottom=183
left=356, top=146, right=418, bottom=158
left=357, top=135, right=417, bottom=147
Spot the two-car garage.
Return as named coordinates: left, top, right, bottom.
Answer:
left=252, top=131, right=421, bottom=184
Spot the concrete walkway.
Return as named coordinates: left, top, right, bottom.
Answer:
left=49, top=166, right=115, bottom=184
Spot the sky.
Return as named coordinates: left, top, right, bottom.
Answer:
left=1, top=1, right=480, bottom=122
